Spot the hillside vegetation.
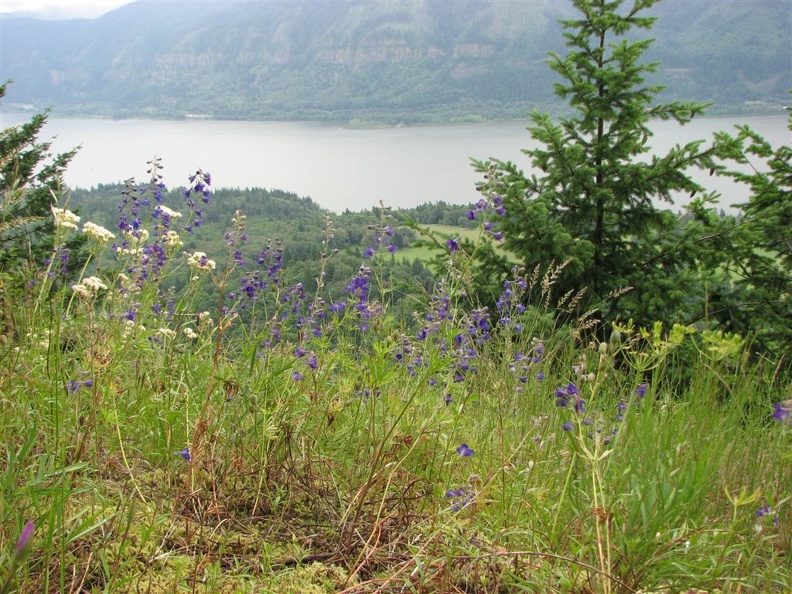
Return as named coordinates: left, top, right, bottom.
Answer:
left=1, top=1, right=791, bottom=592
left=1, top=0, right=789, bottom=122
left=1, top=163, right=790, bottom=593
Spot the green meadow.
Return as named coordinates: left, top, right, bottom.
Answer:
left=0, top=176, right=789, bottom=593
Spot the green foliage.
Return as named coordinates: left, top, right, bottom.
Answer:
left=0, top=82, right=85, bottom=275
left=1, top=178, right=789, bottom=592
left=471, top=0, right=744, bottom=329
left=705, top=114, right=792, bottom=362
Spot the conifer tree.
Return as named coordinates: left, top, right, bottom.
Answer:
left=0, top=82, right=84, bottom=273
left=708, top=116, right=792, bottom=361
left=473, top=0, right=735, bottom=324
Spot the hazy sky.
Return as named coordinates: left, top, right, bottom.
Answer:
left=0, top=0, right=135, bottom=19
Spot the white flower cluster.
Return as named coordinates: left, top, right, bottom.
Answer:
left=155, top=205, right=183, bottom=220
left=117, top=229, right=150, bottom=256
left=83, top=221, right=115, bottom=243
left=51, top=206, right=80, bottom=231
left=187, top=251, right=216, bottom=271
left=162, top=230, right=183, bottom=248
left=121, top=320, right=146, bottom=339
left=183, top=327, right=198, bottom=340
left=198, top=311, right=214, bottom=330
left=72, top=276, right=108, bottom=298
left=126, top=229, right=150, bottom=245
left=155, top=328, right=177, bottom=339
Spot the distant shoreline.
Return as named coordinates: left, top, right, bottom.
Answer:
left=1, top=101, right=787, bottom=129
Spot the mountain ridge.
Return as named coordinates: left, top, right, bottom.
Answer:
left=1, top=0, right=789, bottom=123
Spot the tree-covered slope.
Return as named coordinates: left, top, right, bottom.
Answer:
left=1, top=0, right=789, bottom=121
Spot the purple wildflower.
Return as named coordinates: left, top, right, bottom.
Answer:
left=446, top=237, right=460, bottom=252
left=328, top=301, right=345, bottom=314
left=773, top=402, right=791, bottom=423
left=445, top=486, right=474, bottom=512
left=562, top=421, right=574, bottom=431
left=176, top=447, right=191, bottom=462
left=67, top=379, right=94, bottom=394
left=14, top=521, right=35, bottom=560
left=456, top=443, right=475, bottom=457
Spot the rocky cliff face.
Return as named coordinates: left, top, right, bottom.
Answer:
left=1, top=0, right=788, bottom=121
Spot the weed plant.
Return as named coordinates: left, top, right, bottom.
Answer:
left=0, top=162, right=790, bottom=593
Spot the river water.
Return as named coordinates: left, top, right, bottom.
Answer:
left=0, top=112, right=787, bottom=212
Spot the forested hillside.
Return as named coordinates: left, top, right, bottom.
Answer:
left=1, top=0, right=789, bottom=122
left=68, top=183, right=441, bottom=321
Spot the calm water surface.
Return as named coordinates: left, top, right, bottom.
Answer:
left=0, top=112, right=787, bottom=212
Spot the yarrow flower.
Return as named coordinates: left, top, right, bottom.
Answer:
left=72, top=275, right=108, bottom=298
left=121, top=319, right=146, bottom=339
left=183, top=327, right=198, bottom=340
left=162, top=230, right=183, bottom=248
left=83, top=221, right=115, bottom=243
left=51, top=206, right=80, bottom=231
left=187, top=251, right=216, bottom=271
left=153, top=205, right=182, bottom=220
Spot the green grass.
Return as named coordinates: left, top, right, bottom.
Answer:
left=399, top=224, right=515, bottom=265
left=397, top=224, right=481, bottom=261
left=1, top=190, right=790, bottom=594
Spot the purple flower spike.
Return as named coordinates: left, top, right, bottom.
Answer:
left=67, top=379, right=94, bottom=394
left=176, top=447, right=191, bottom=462
left=562, top=421, right=574, bottom=431
left=446, top=237, right=460, bottom=252
left=14, top=520, right=35, bottom=559
left=773, top=402, right=791, bottom=423
left=456, top=443, right=475, bottom=457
